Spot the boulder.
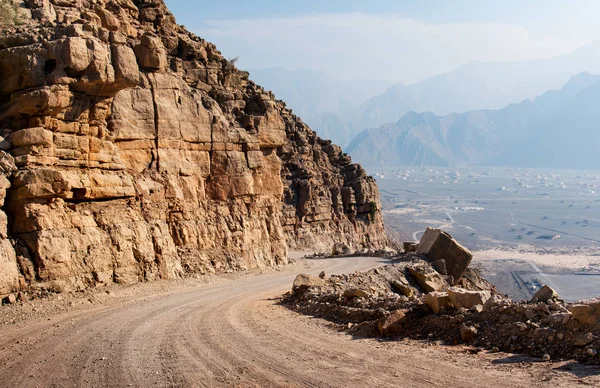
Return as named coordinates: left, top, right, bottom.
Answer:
left=425, top=292, right=452, bottom=314
left=378, top=309, right=407, bottom=336
left=569, top=303, right=600, bottom=325
left=292, top=274, right=325, bottom=291
left=332, top=242, right=350, bottom=256
left=2, top=293, right=16, bottom=304
left=418, top=228, right=472, bottom=284
left=460, top=325, right=478, bottom=342
left=343, top=288, right=369, bottom=299
left=417, top=228, right=442, bottom=254
left=408, top=266, right=448, bottom=293
left=530, top=285, right=559, bottom=303
left=428, top=233, right=472, bottom=284
left=447, top=287, right=491, bottom=309
left=390, top=280, right=415, bottom=297
left=403, top=241, right=418, bottom=252
left=431, top=259, right=447, bottom=275
left=483, top=295, right=511, bottom=311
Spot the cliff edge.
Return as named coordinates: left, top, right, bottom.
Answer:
left=0, top=0, right=387, bottom=293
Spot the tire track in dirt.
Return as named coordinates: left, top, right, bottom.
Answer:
left=0, top=257, right=597, bottom=387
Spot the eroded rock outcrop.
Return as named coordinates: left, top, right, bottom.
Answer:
left=0, top=0, right=386, bottom=293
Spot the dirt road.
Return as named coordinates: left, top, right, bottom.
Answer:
left=0, top=257, right=598, bottom=387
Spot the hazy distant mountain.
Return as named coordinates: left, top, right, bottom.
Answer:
left=247, top=42, right=600, bottom=148
left=246, top=68, right=390, bottom=141
left=346, top=72, right=600, bottom=169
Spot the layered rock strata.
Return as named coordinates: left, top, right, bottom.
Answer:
left=0, top=0, right=386, bottom=292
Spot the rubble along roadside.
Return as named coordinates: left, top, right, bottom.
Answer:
left=282, top=228, right=600, bottom=365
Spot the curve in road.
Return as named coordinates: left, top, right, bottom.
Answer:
left=0, top=257, right=594, bottom=387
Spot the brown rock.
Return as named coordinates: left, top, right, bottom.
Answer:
left=0, top=0, right=388, bottom=293
left=2, top=293, right=16, bottom=305
left=332, top=242, right=350, bottom=255
left=378, top=309, right=407, bottom=336
left=390, top=280, right=415, bottom=297
left=417, top=228, right=442, bottom=254
left=483, top=295, right=511, bottom=311
left=135, top=33, right=168, bottom=71
left=343, top=288, right=369, bottom=299
left=460, top=325, right=478, bottom=342
left=574, top=332, right=595, bottom=347
left=448, top=287, right=491, bottom=309
left=420, top=229, right=472, bottom=284
left=569, top=304, right=599, bottom=325
left=408, top=266, right=448, bottom=293
left=403, top=241, right=418, bottom=252
left=530, top=285, right=560, bottom=303
left=425, top=292, right=453, bottom=314
left=292, top=274, right=325, bottom=291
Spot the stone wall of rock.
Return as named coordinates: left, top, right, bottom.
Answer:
left=0, top=0, right=387, bottom=293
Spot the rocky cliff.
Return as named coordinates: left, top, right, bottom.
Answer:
left=0, top=0, right=387, bottom=293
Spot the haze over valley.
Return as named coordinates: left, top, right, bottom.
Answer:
left=247, top=42, right=600, bottom=148
left=2, top=1, right=600, bottom=386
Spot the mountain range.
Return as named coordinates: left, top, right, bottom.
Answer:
left=345, top=72, right=600, bottom=169
left=248, top=41, right=600, bottom=148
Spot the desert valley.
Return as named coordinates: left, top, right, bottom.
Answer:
left=1, top=0, right=600, bottom=387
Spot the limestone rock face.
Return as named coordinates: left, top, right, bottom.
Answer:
left=0, top=0, right=387, bottom=292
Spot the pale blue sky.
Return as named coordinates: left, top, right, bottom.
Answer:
left=164, top=1, right=600, bottom=83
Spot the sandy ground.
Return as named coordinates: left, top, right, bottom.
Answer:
left=474, top=247, right=600, bottom=274
left=1, top=256, right=599, bottom=387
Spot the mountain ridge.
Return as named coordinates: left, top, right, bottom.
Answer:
left=247, top=41, right=600, bottom=147
left=346, top=72, right=600, bottom=168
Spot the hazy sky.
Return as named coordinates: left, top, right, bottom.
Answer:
left=164, top=1, right=600, bottom=83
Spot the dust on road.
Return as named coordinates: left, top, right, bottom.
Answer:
left=1, top=257, right=598, bottom=387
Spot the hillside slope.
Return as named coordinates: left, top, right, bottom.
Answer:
left=0, top=0, right=386, bottom=294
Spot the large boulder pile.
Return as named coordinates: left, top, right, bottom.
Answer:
left=0, top=0, right=387, bottom=294
left=284, top=230, right=600, bottom=365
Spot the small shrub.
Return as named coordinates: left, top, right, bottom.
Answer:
left=368, top=201, right=377, bottom=222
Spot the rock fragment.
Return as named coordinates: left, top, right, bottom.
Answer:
left=408, top=266, right=448, bottom=293
left=2, top=293, right=16, bottom=304
left=569, top=303, right=599, bottom=325
left=425, top=292, right=452, bottom=314
left=403, top=241, right=418, bottom=252
left=574, top=333, right=595, bottom=347
left=447, top=288, right=491, bottom=310
left=292, top=274, right=325, bottom=291
left=460, top=325, right=478, bottom=342
left=343, top=288, right=369, bottom=299
left=390, top=280, right=415, bottom=297
left=378, top=309, right=407, bottom=336
left=530, top=285, right=559, bottom=303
